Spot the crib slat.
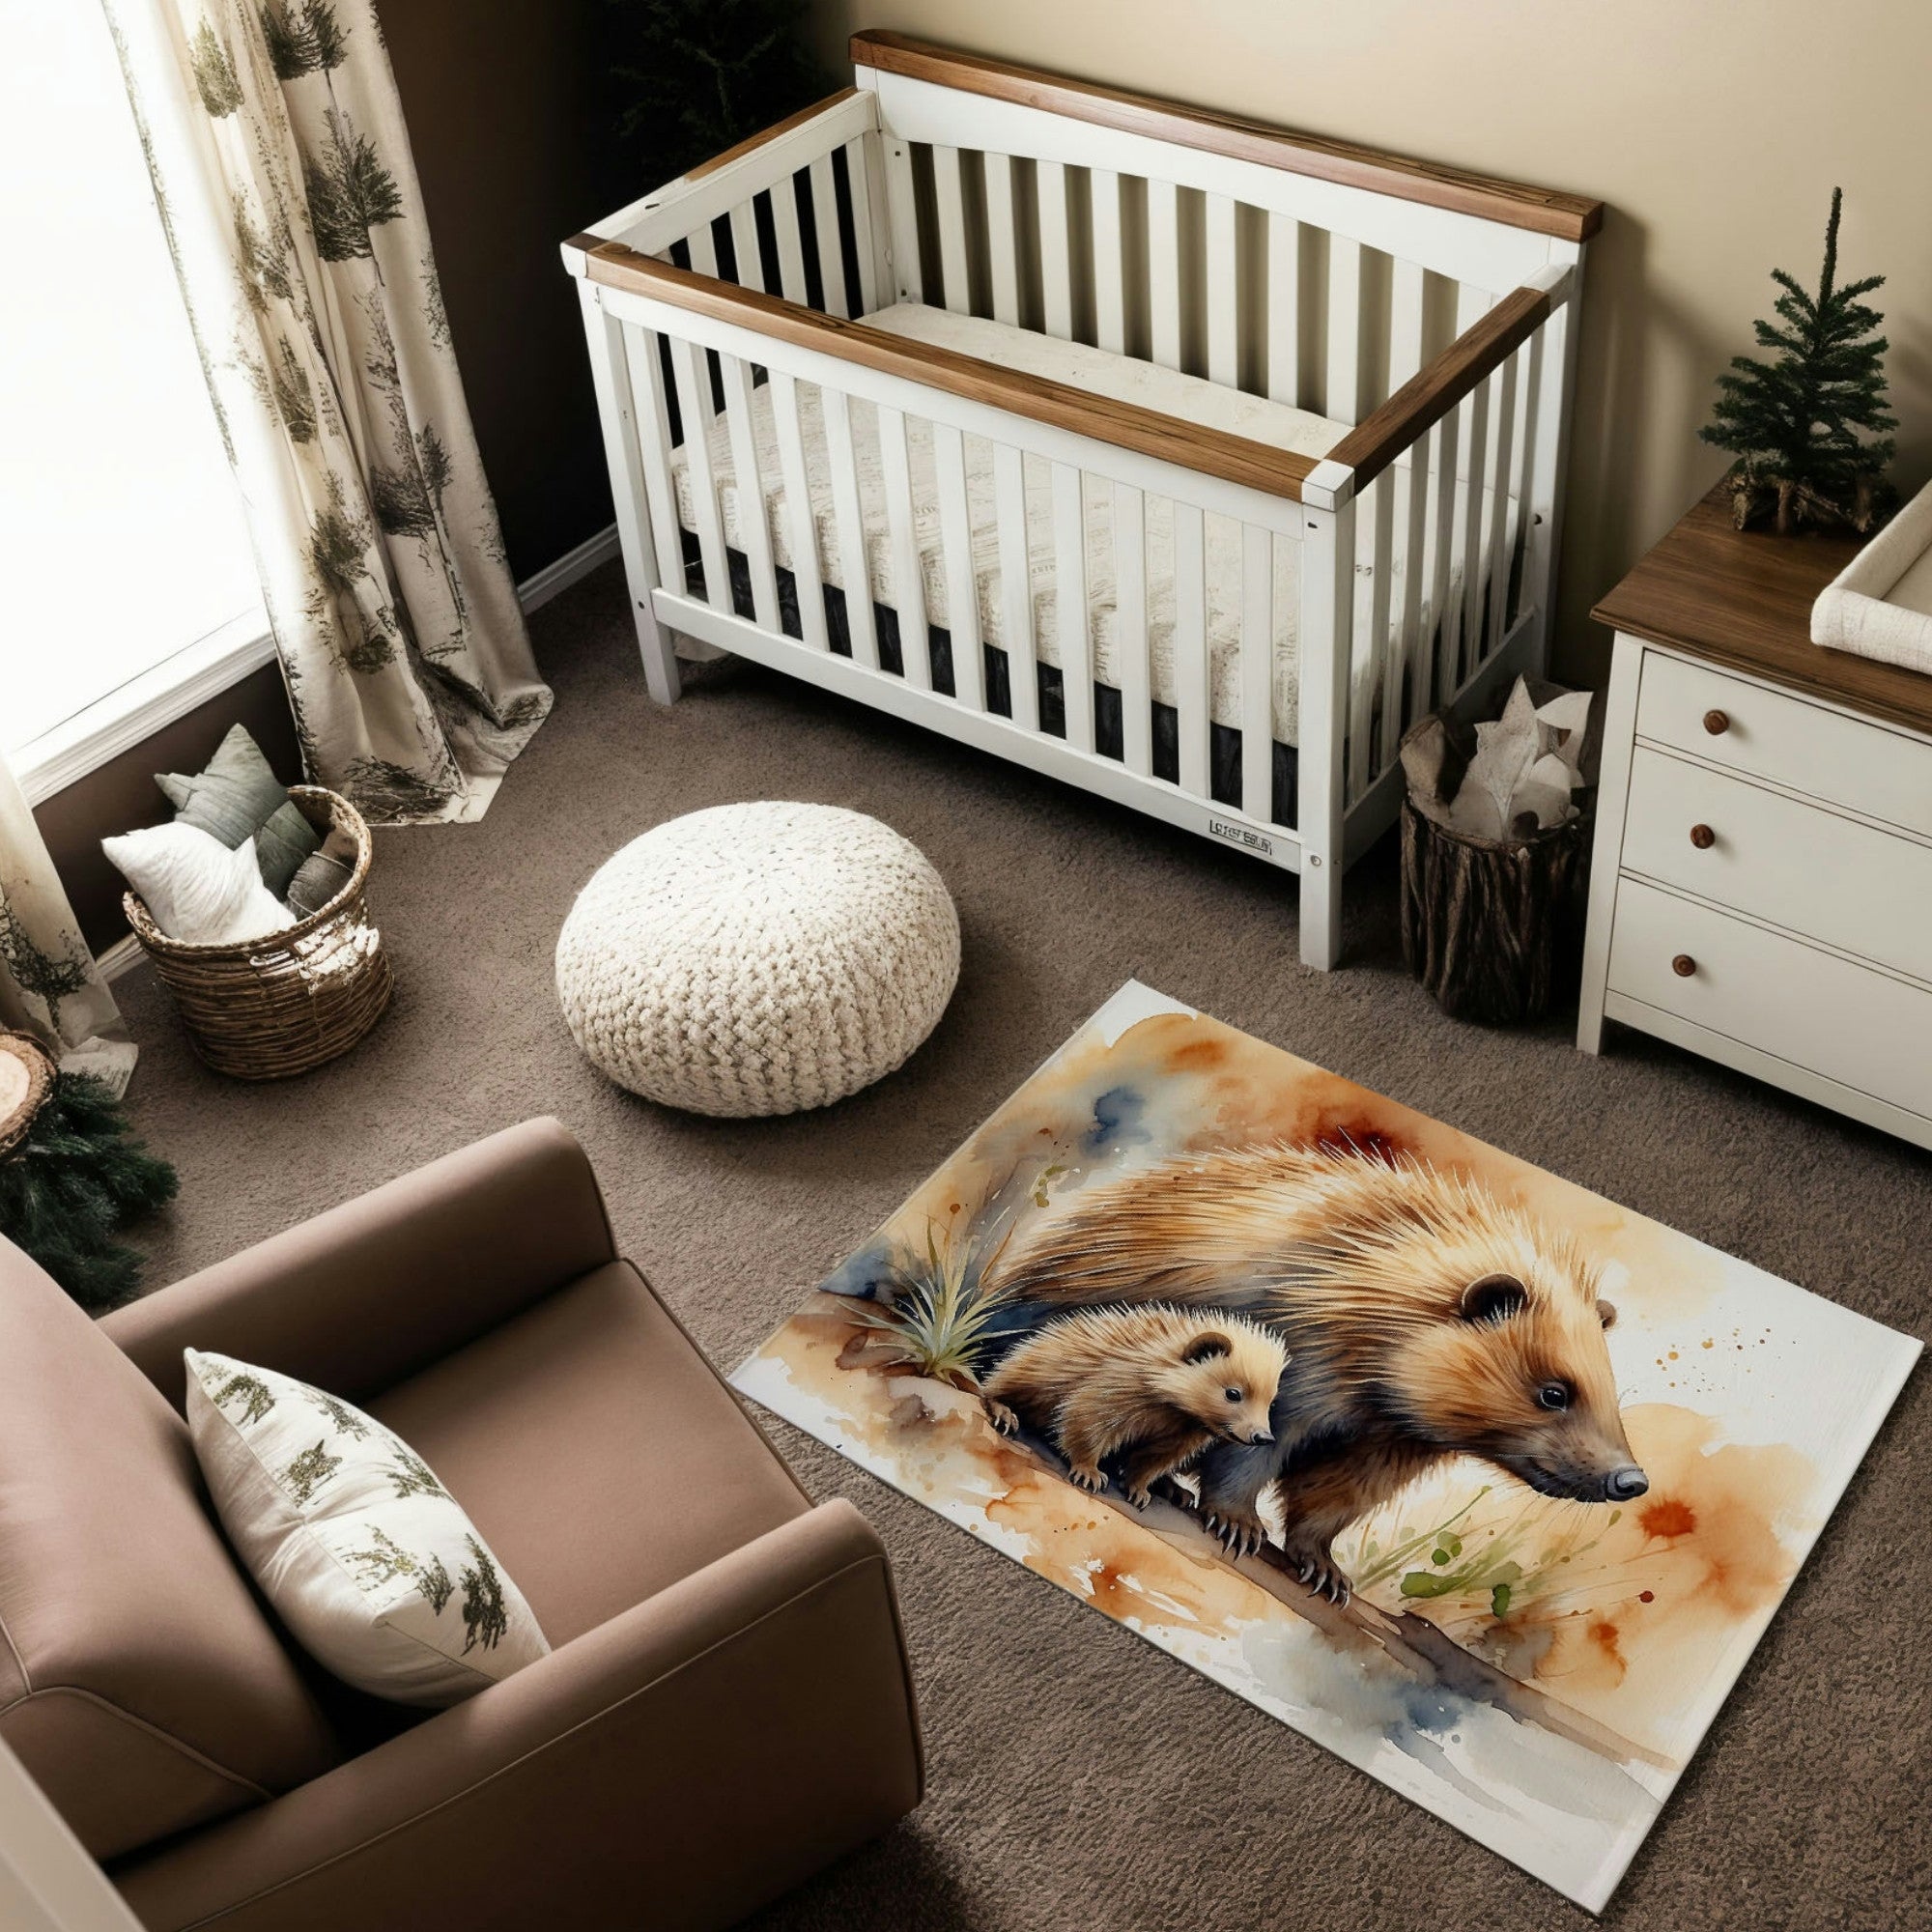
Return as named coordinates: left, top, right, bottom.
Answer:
left=1431, top=403, right=1462, bottom=710
left=1266, top=212, right=1301, bottom=406
left=719, top=354, right=779, bottom=630
left=1368, top=467, right=1397, bottom=783
left=1092, top=168, right=1124, bottom=355
left=1326, top=235, right=1363, bottom=423
left=994, top=444, right=1038, bottom=730
left=1240, top=524, right=1272, bottom=821
left=1149, top=180, right=1181, bottom=371
left=623, top=326, right=685, bottom=602
left=771, top=177, right=809, bottom=305
left=728, top=201, right=764, bottom=293
left=1173, top=502, right=1208, bottom=795
left=822, top=387, right=879, bottom=669
left=806, top=155, right=847, bottom=316
left=1397, top=417, right=1432, bottom=734
left=932, top=145, right=972, bottom=315
left=1052, top=462, right=1093, bottom=749
left=1485, top=348, right=1521, bottom=658
left=769, top=371, right=827, bottom=651
left=1037, top=160, right=1073, bottom=340
left=983, top=152, right=1021, bottom=327
left=933, top=424, right=985, bottom=709
left=686, top=221, right=719, bottom=280
left=1389, top=258, right=1426, bottom=393
left=668, top=336, right=729, bottom=613
left=1207, top=192, right=1238, bottom=389
left=1114, top=481, right=1151, bottom=776
left=1458, top=370, right=1492, bottom=686
left=846, top=135, right=884, bottom=313
left=878, top=405, right=930, bottom=689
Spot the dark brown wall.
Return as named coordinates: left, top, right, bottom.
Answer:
left=35, top=0, right=636, bottom=946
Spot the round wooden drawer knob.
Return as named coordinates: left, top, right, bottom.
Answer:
left=1702, top=709, right=1730, bottom=735
left=1690, top=823, right=1716, bottom=849
left=1671, top=953, right=1697, bottom=978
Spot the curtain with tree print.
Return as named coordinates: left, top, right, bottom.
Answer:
left=101, top=0, right=551, bottom=824
left=0, top=757, right=137, bottom=1095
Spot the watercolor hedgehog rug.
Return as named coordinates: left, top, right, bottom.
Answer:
left=731, top=982, right=1918, bottom=1911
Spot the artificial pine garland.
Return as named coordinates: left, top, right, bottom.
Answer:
left=0, top=1066, right=177, bottom=1310
left=1699, top=187, right=1896, bottom=535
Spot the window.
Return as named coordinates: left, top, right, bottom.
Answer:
left=2, top=2, right=265, bottom=777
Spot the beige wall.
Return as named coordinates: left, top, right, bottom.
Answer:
left=814, top=0, right=1932, bottom=687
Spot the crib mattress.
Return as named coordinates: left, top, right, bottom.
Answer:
left=668, top=302, right=1521, bottom=744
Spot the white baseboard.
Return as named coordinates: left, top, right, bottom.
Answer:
left=516, top=524, right=620, bottom=614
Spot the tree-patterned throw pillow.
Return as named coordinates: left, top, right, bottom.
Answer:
left=183, top=1350, right=549, bottom=1708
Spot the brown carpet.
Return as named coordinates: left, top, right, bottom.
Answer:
left=115, top=565, right=1929, bottom=1932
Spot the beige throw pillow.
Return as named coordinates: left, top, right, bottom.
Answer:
left=184, top=1350, right=550, bottom=1708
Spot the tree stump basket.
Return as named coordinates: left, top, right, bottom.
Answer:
left=1399, top=800, right=1593, bottom=1025
left=123, top=787, right=392, bottom=1080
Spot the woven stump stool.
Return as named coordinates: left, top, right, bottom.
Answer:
left=555, top=802, right=960, bottom=1117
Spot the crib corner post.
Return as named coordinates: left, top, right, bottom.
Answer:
left=1296, top=464, right=1356, bottom=971
left=577, top=280, right=682, bottom=707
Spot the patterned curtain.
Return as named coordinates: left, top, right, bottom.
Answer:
left=0, top=756, right=137, bottom=1095
left=100, top=0, right=551, bottom=824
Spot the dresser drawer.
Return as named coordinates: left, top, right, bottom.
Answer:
left=1635, top=649, right=1932, bottom=840
left=1621, top=746, right=1932, bottom=982
left=1605, top=879, right=1932, bottom=1122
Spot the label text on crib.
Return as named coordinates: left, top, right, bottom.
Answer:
left=1208, top=818, right=1274, bottom=859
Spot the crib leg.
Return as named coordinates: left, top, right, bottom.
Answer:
left=631, top=595, right=684, bottom=706
left=1299, top=855, right=1344, bottom=970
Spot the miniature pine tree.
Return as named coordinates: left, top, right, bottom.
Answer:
left=1699, top=187, right=1896, bottom=535
left=0, top=1072, right=177, bottom=1309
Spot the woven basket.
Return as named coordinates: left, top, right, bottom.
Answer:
left=124, top=787, right=393, bottom=1081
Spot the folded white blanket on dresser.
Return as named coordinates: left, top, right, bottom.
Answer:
left=1812, top=480, right=1932, bottom=677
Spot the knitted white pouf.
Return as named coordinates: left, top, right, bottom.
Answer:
left=555, top=802, right=960, bottom=1117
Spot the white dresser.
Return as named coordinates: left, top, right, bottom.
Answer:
left=1578, top=487, right=1932, bottom=1151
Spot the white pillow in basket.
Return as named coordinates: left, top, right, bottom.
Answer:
left=101, top=823, right=291, bottom=945
left=184, top=1349, right=549, bottom=1708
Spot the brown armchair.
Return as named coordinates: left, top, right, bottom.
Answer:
left=0, top=1120, right=922, bottom=1931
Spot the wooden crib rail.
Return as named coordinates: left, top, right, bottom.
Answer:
left=573, top=239, right=1321, bottom=503
left=566, top=88, right=876, bottom=261
left=1328, top=268, right=1571, bottom=491
left=851, top=30, right=1604, bottom=243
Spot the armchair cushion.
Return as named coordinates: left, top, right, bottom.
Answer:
left=0, top=1240, right=338, bottom=1862
left=184, top=1350, right=551, bottom=1708
left=367, top=1260, right=811, bottom=1645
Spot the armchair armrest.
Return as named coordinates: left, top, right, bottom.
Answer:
left=114, top=1499, right=923, bottom=1932
left=101, top=1118, right=616, bottom=1411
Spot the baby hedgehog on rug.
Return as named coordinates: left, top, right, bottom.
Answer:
left=980, top=1306, right=1287, bottom=1508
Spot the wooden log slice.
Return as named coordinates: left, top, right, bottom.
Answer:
left=0, top=1030, right=56, bottom=1160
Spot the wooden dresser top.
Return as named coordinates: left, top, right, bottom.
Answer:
left=1592, top=483, right=1932, bottom=737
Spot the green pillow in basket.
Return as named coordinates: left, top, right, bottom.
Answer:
left=157, top=724, right=318, bottom=895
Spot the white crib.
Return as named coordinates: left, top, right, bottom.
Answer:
left=564, top=31, right=1599, bottom=967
